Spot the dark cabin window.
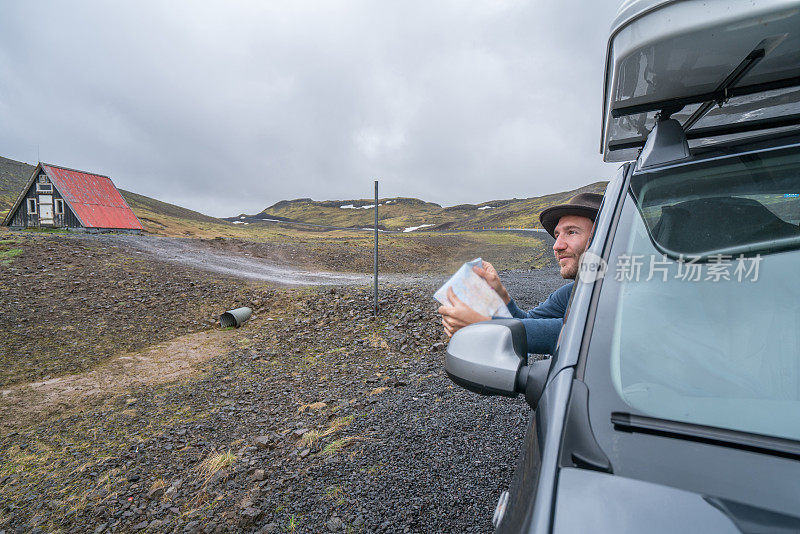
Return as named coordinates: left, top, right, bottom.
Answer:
left=55, top=199, right=64, bottom=215
left=27, top=198, right=37, bottom=214
left=36, top=174, right=52, bottom=192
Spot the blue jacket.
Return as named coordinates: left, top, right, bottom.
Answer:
left=503, top=281, right=574, bottom=355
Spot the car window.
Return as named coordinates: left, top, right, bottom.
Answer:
left=631, top=144, right=800, bottom=257
left=587, top=146, right=800, bottom=442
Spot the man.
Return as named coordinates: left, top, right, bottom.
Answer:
left=438, top=192, right=603, bottom=355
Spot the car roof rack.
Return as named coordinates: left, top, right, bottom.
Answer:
left=609, top=112, right=800, bottom=151
left=608, top=38, right=800, bottom=154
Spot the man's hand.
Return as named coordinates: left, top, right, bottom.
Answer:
left=473, top=260, right=511, bottom=304
left=438, top=287, right=490, bottom=337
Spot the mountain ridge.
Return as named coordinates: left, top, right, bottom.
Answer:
left=1, top=154, right=608, bottom=234
left=226, top=181, right=608, bottom=231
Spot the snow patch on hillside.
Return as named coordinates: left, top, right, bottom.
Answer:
left=340, top=199, right=395, bottom=209
left=403, top=224, right=434, bottom=232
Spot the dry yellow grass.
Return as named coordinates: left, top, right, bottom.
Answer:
left=196, top=450, right=236, bottom=483
left=299, top=415, right=354, bottom=448
left=322, top=436, right=365, bottom=456
left=298, top=401, right=327, bottom=413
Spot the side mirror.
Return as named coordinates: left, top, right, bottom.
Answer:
left=445, top=319, right=551, bottom=409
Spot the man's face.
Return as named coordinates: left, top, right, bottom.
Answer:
left=552, top=215, right=594, bottom=279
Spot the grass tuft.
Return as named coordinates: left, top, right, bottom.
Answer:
left=324, top=484, right=346, bottom=506
left=287, top=513, right=298, bottom=532
left=196, top=450, right=236, bottom=482
left=298, top=401, right=327, bottom=413
left=324, top=484, right=343, bottom=500
left=299, top=415, right=354, bottom=448
left=322, top=436, right=364, bottom=456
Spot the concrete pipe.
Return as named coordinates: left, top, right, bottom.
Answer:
left=220, top=307, right=252, bottom=328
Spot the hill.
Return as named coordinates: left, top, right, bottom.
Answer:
left=0, top=156, right=36, bottom=219
left=230, top=181, right=608, bottom=231
left=117, top=189, right=230, bottom=235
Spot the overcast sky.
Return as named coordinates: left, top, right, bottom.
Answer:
left=0, top=0, right=622, bottom=217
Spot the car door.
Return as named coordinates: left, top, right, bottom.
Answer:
left=494, top=166, right=629, bottom=533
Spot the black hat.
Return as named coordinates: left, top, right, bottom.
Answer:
left=539, top=192, right=603, bottom=237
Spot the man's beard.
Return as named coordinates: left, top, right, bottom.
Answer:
left=558, top=255, right=578, bottom=279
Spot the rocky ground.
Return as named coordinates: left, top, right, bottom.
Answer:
left=0, top=233, right=249, bottom=387
left=0, top=230, right=565, bottom=533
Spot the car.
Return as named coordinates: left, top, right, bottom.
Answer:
left=444, top=0, right=800, bottom=532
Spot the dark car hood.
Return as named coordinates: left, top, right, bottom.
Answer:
left=552, top=468, right=800, bottom=534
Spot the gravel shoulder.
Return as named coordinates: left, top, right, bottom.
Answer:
left=0, top=230, right=565, bottom=533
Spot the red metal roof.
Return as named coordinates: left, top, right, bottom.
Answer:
left=43, top=165, right=143, bottom=230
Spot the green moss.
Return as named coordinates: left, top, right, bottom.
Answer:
left=22, top=227, right=68, bottom=234
left=0, top=248, right=22, bottom=265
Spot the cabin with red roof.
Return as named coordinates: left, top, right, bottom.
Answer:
left=2, top=163, right=143, bottom=232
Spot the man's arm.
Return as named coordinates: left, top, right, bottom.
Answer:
left=519, top=317, right=563, bottom=355
left=439, top=262, right=573, bottom=338
left=438, top=285, right=567, bottom=354
left=507, top=282, right=574, bottom=320
left=471, top=260, right=574, bottom=320
left=501, top=283, right=574, bottom=354
left=440, top=292, right=564, bottom=354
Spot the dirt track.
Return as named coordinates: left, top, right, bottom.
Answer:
left=113, top=236, right=371, bottom=286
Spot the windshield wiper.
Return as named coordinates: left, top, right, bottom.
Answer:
left=611, top=412, right=800, bottom=460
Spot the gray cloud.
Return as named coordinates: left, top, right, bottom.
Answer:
left=0, top=0, right=622, bottom=217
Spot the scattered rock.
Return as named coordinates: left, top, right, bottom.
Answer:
left=326, top=516, right=344, bottom=531
left=240, top=507, right=262, bottom=525
left=253, top=435, right=276, bottom=449
left=207, top=469, right=229, bottom=487
left=147, top=485, right=164, bottom=500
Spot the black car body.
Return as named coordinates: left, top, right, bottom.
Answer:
left=444, top=1, right=800, bottom=531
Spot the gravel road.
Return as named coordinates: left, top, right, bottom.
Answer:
left=99, top=235, right=371, bottom=286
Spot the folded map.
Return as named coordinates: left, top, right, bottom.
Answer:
left=434, top=258, right=512, bottom=318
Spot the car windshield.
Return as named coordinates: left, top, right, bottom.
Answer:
left=605, top=143, right=800, bottom=442
left=631, top=144, right=800, bottom=257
